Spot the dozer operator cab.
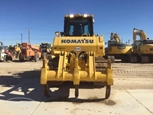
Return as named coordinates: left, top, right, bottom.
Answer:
left=108, top=40, right=118, bottom=46
left=63, top=14, right=94, bottom=36
left=142, top=40, right=153, bottom=44
left=40, top=43, right=52, bottom=59
left=40, top=43, right=52, bottom=51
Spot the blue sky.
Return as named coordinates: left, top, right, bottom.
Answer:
left=0, top=0, right=153, bottom=46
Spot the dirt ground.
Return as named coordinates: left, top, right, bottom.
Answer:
left=0, top=60, right=153, bottom=115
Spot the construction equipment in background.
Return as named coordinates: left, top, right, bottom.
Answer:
left=105, top=33, right=132, bottom=62
left=0, top=41, right=13, bottom=61
left=19, top=42, right=42, bottom=62
left=8, top=43, right=21, bottom=60
left=123, top=28, right=153, bottom=63
left=40, top=13, right=113, bottom=99
left=40, top=42, right=52, bottom=59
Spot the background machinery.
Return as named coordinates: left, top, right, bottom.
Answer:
left=19, top=42, right=42, bottom=62
left=0, top=41, right=13, bottom=61
left=41, top=14, right=113, bottom=99
left=8, top=43, right=21, bottom=60
left=124, top=28, right=153, bottom=63
left=105, top=33, right=132, bottom=62
left=40, top=42, right=52, bottom=59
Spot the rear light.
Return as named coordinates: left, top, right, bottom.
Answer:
left=100, top=47, right=102, bottom=49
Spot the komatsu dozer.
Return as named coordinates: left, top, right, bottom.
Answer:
left=40, top=14, right=113, bottom=99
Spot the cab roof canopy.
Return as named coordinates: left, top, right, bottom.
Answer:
left=64, top=14, right=94, bottom=18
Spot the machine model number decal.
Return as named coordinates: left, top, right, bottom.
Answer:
left=74, top=47, right=81, bottom=51
left=61, top=39, right=94, bottom=44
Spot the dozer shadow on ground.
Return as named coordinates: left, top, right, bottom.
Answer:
left=11, top=59, right=42, bottom=63
left=0, top=59, right=41, bottom=63
left=0, top=70, right=111, bottom=103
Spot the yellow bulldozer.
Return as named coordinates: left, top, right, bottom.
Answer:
left=40, top=14, right=113, bottom=99
left=105, top=33, right=132, bottom=62
left=123, top=28, right=153, bottom=63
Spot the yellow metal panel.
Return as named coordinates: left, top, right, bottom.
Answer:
left=57, top=53, right=64, bottom=79
left=53, top=36, right=99, bottom=53
left=106, top=69, right=113, bottom=85
left=140, top=45, right=153, bottom=54
left=40, top=68, right=47, bottom=84
left=89, top=54, right=94, bottom=79
left=73, top=58, right=80, bottom=85
left=44, top=69, right=109, bottom=82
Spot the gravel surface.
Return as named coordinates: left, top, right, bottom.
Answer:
left=0, top=60, right=153, bottom=115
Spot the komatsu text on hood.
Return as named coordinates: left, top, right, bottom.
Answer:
left=61, top=38, right=94, bottom=44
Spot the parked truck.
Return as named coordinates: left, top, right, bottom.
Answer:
left=19, top=42, right=42, bottom=62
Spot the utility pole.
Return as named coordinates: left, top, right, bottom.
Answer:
left=28, top=28, right=30, bottom=43
left=21, top=34, right=22, bottom=43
